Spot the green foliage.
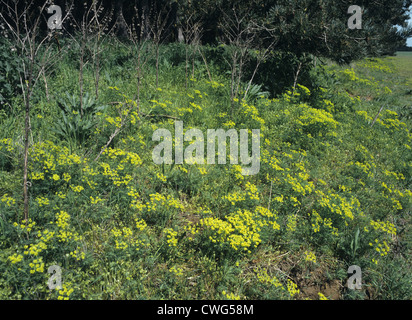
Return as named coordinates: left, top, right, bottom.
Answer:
left=0, top=37, right=23, bottom=109
left=0, top=37, right=411, bottom=300
left=52, top=92, right=108, bottom=151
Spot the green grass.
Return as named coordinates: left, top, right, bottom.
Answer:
left=394, top=52, right=412, bottom=86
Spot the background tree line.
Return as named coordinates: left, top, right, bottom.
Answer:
left=2, top=0, right=410, bottom=100
left=1, top=0, right=411, bottom=58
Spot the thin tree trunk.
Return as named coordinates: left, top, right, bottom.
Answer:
left=156, top=43, right=159, bottom=87
left=371, top=106, right=385, bottom=127
left=293, top=61, right=303, bottom=92
left=95, top=49, right=100, bottom=99
left=22, top=56, right=34, bottom=223
left=93, top=2, right=101, bottom=100
left=42, top=67, right=49, bottom=101
left=185, top=45, right=189, bottom=89
left=23, top=86, right=31, bottom=222
left=197, top=46, right=212, bottom=82
left=79, top=29, right=85, bottom=117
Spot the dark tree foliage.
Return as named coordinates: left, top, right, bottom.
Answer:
left=1, top=0, right=411, bottom=62
left=185, top=0, right=412, bottom=63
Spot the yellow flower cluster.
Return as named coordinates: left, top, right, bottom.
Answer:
left=82, top=175, right=97, bottom=190
left=30, top=142, right=76, bottom=175
left=322, top=99, right=335, bottom=112
left=189, top=101, right=203, bottom=111
left=315, top=190, right=360, bottom=221
left=263, top=148, right=313, bottom=205
left=24, top=241, right=47, bottom=257
left=30, top=172, right=45, bottom=180
left=90, top=196, right=104, bottom=205
left=223, top=120, right=236, bottom=128
left=144, top=193, right=184, bottom=212
left=56, top=210, right=70, bottom=229
left=230, top=165, right=245, bottom=181
left=348, top=160, right=376, bottom=178
left=165, top=228, right=178, bottom=247
left=56, top=191, right=67, bottom=199
left=358, top=58, right=394, bottom=73
left=37, top=229, right=55, bottom=243
left=226, top=210, right=262, bottom=251
left=256, top=269, right=283, bottom=288
left=196, top=206, right=280, bottom=253
left=70, top=185, right=84, bottom=193
left=255, top=268, right=284, bottom=288
left=111, top=224, right=146, bottom=251
left=224, top=191, right=245, bottom=206
left=286, top=215, right=297, bottom=232
left=198, top=167, right=207, bottom=175
left=183, top=222, right=200, bottom=241
left=52, top=210, right=82, bottom=243
left=303, top=250, right=317, bottom=263
left=130, top=111, right=140, bottom=125
left=341, top=68, right=359, bottom=81
left=382, top=169, right=406, bottom=181
left=391, top=198, right=403, bottom=210
left=29, top=257, right=45, bottom=274
left=206, top=80, right=224, bottom=89
left=105, top=116, right=122, bottom=128
left=222, top=290, right=241, bottom=300
left=245, top=182, right=259, bottom=201
left=309, top=210, right=339, bottom=236
left=111, top=227, right=134, bottom=250
left=239, top=100, right=265, bottom=127
left=36, top=196, right=50, bottom=207
left=286, top=279, right=300, bottom=297
left=127, top=186, right=140, bottom=199
left=57, top=283, right=74, bottom=300
left=369, top=239, right=390, bottom=258
left=0, top=138, right=15, bottom=152
left=13, top=219, right=36, bottom=233
left=296, top=84, right=311, bottom=96
left=200, top=217, right=234, bottom=243
left=318, top=292, right=328, bottom=300
left=377, top=115, right=409, bottom=133
left=370, top=220, right=396, bottom=236
left=69, top=248, right=86, bottom=261
left=255, top=206, right=280, bottom=230
left=103, top=148, right=142, bottom=166
left=17, top=229, right=55, bottom=262
left=285, top=173, right=313, bottom=196
left=63, top=173, right=71, bottom=182
left=267, top=154, right=284, bottom=171
left=100, top=162, right=133, bottom=187
left=356, top=110, right=373, bottom=122
left=156, top=172, right=167, bottom=182
left=169, top=266, right=184, bottom=276
left=8, top=253, right=23, bottom=264
left=296, top=104, right=338, bottom=137
left=135, top=218, right=147, bottom=231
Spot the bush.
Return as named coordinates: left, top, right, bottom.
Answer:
left=0, top=37, right=23, bottom=109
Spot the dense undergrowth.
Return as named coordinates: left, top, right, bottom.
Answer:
left=0, top=38, right=411, bottom=300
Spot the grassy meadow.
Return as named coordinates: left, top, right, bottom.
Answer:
left=0, top=39, right=411, bottom=300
